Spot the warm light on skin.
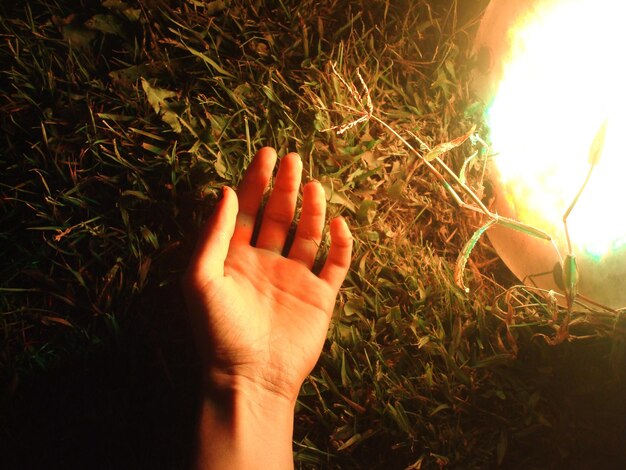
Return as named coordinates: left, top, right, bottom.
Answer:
left=486, top=0, right=626, bottom=260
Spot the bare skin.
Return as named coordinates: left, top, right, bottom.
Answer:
left=183, top=147, right=353, bottom=469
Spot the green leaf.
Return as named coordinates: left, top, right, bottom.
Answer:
left=497, top=216, right=553, bottom=241
left=141, top=78, right=182, bottom=133
left=497, top=432, right=508, bottom=465
left=429, top=403, right=450, bottom=416
left=187, top=0, right=229, bottom=15
left=356, top=199, right=376, bottom=225
left=121, top=190, right=150, bottom=200
left=454, top=218, right=497, bottom=293
left=458, top=150, right=479, bottom=185
left=343, top=299, right=363, bottom=317
left=102, top=0, right=141, bottom=21
left=588, top=118, right=608, bottom=166
left=562, top=254, right=579, bottom=301
left=186, top=46, right=235, bottom=78
left=215, top=151, right=228, bottom=178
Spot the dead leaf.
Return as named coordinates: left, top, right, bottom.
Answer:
left=41, top=316, right=73, bottom=328
left=109, top=65, right=148, bottom=87
left=320, top=179, right=357, bottom=212
left=425, top=124, right=476, bottom=162
left=85, top=14, right=125, bottom=37
left=62, top=25, right=97, bottom=49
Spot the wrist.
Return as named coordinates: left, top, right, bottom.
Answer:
left=203, top=372, right=297, bottom=420
left=202, top=365, right=301, bottom=406
left=196, top=374, right=296, bottom=470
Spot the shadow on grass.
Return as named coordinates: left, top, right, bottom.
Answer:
left=500, top=335, right=626, bottom=470
left=0, top=287, right=200, bottom=470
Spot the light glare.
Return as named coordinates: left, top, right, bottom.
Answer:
left=486, top=0, right=626, bottom=260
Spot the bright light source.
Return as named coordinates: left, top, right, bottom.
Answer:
left=474, top=0, right=626, bottom=308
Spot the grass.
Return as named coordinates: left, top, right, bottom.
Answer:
left=1, top=0, right=626, bottom=468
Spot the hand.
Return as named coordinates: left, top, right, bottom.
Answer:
left=184, top=147, right=352, bottom=468
left=184, top=146, right=352, bottom=405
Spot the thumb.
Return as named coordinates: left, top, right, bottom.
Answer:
left=192, top=186, right=239, bottom=281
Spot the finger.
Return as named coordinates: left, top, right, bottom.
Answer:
left=232, top=147, right=277, bottom=245
left=288, top=180, right=326, bottom=268
left=190, top=186, right=239, bottom=282
left=319, top=217, right=353, bottom=293
left=255, top=152, right=302, bottom=252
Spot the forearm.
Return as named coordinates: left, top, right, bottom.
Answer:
left=194, top=379, right=296, bottom=470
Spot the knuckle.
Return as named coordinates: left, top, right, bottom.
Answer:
left=297, top=225, right=323, bottom=241
left=265, top=209, right=294, bottom=226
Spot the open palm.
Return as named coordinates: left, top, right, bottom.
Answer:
left=184, top=148, right=352, bottom=403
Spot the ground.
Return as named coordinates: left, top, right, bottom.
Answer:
left=1, top=1, right=625, bottom=468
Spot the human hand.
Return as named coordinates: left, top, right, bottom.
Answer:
left=184, top=147, right=352, bottom=405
